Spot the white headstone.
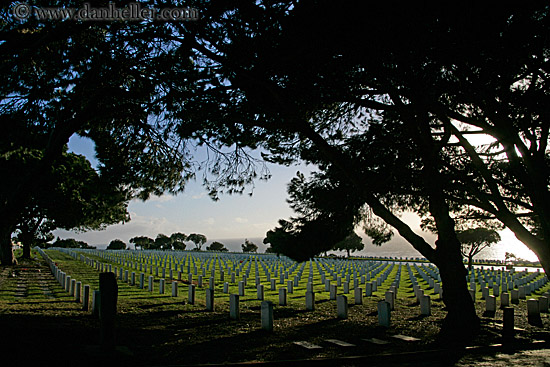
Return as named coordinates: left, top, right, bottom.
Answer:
left=420, top=295, right=431, bottom=316
left=330, top=284, right=337, bottom=300
left=206, top=288, right=214, bottom=311
left=385, top=291, right=395, bottom=310
left=188, top=284, right=196, bottom=304
left=306, top=291, right=315, bottom=311
left=82, top=284, right=90, bottom=310
left=230, top=294, right=239, bottom=320
left=354, top=287, right=363, bottom=305
left=486, top=295, right=496, bottom=313
left=261, top=301, right=274, bottom=331
left=337, top=295, right=348, bottom=319
left=257, top=284, right=264, bottom=300
left=539, top=296, right=549, bottom=313
left=279, top=287, right=287, bottom=306
left=511, top=289, right=519, bottom=304
left=527, top=298, right=541, bottom=326
left=377, top=301, right=391, bottom=327
left=500, top=292, right=510, bottom=308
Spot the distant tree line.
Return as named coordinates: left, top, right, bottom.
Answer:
left=42, top=237, right=96, bottom=249
left=127, top=233, right=208, bottom=251
left=265, top=232, right=364, bottom=258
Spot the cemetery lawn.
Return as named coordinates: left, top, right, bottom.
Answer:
left=0, top=250, right=549, bottom=367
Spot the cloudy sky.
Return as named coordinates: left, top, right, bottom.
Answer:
left=53, top=134, right=537, bottom=261
left=54, top=135, right=315, bottom=247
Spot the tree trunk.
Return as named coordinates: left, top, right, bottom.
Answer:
left=298, top=117, right=479, bottom=340
left=22, top=241, right=31, bottom=259
left=18, top=229, right=34, bottom=260
left=0, top=225, right=16, bottom=265
left=526, top=239, right=550, bottom=280
left=434, top=237, right=480, bottom=342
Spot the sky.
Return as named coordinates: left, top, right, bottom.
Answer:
left=55, top=134, right=314, bottom=249
left=53, top=134, right=539, bottom=261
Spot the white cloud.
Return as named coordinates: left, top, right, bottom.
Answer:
left=191, top=192, right=207, bottom=200
left=147, top=194, right=175, bottom=203
left=201, top=217, right=215, bottom=226
left=234, top=217, right=249, bottom=223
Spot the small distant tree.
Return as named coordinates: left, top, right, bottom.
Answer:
left=50, top=237, right=93, bottom=249
left=107, top=239, right=126, bottom=250
left=130, top=236, right=154, bottom=250
left=155, top=234, right=172, bottom=250
left=241, top=239, right=258, bottom=253
left=334, top=233, right=364, bottom=257
left=207, top=241, right=228, bottom=252
left=457, top=228, right=501, bottom=270
left=170, top=232, right=187, bottom=250
left=505, top=252, right=517, bottom=263
left=187, top=233, right=207, bottom=251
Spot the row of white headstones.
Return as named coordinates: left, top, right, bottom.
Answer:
left=41, top=247, right=549, bottom=332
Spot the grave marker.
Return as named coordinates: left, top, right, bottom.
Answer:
left=306, top=291, right=315, bottom=311
left=83, top=285, right=90, bottom=311
left=294, top=341, right=322, bottom=349
left=188, top=284, right=196, bottom=304
left=337, top=295, right=348, bottom=319
left=279, top=287, right=287, bottom=306
left=261, top=301, right=274, bottom=332
left=230, top=294, right=240, bottom=320
left=420, top=295, right=431, bottom=316
left=377, top=301, right=391, bottom=327
left=500, top=292, right=510, bottom=308
left=325, top=339, right=355, bottom=347
left=354, top=287, right=363, bottom=305
left=486, top=295, right=496, bottom=313
left=99, top=272, right=118, bottom=349
left=527, top=298, right=542, bottom=326
left=206, top=288, right=214, bottom=311
left=172, top=280, right=178, bottom=297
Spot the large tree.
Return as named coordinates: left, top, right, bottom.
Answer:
left=13, top=149, right=130, bottom=259
left=0, top=5, right=202, bottom=264
left=4, top=0, right=548, bottom=342
left=161, top=1, right=549, bottom=340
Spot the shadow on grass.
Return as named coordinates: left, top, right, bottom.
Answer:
left=138, top=300, right=189, bottom=309
left=407, top=314, right=429, bottom=321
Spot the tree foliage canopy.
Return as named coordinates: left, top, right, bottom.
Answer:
left=187, top=233, right=207, bottom=250
left=457, top=228, right=501, bottom=268
left=3, top=0, right=549, bottom=339
left=207, top=241, right=228, bottom=252
left=241, top=239, right=258, bottom=253
left=107, top=239, right=127, bottom=250
left=334, top=233, right=365, bottom=257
